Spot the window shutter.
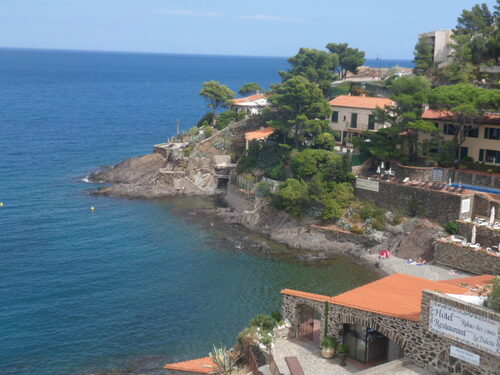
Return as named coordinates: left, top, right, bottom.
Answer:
left=479, top=149, right=484, bottom=161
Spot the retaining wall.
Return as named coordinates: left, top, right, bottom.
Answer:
left=225, top=183, right=255, bottom=212
left=456, top=220, right=500, bottom=248
left=433, top=240, right=500, bottom=275
left=354, top=178, right=474, bottom=224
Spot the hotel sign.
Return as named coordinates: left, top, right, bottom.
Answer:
left=356, top=178, right=379, bottom=192
left=429, top=300, right=499, bottom=355
left=450, top=345, right=480, bottom=366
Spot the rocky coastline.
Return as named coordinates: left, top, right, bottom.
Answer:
left=86, top=147, right=469, bottom=281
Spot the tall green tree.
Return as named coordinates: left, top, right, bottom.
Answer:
left=279, top=48, right=339, bottom=95
left=325, top=43, right=366, bottom=80
left=238, top=82, right=263, bottom=96
left=429, top=84, right=500, bottom=163
left=199, top=81, right=235, bottom=125
left=374, top=76, right=432, bottom=161
left=412, top=36, right=434, bottom=75
left=268, top=75, right=331, bottom=148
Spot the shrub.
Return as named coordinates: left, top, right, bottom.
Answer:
left=197, top=112, right=215, bottom=127
left=188, top=126, right=200, bottom=137
left=237, top=326, right=259, bottom=348
left=270, top=311, right=282, bottom=323
left=487, top=168, right=494, bottom=174
left=321, top=336, right=338, bottom=349
left=215, top=110, right=246, bottom=130
left=444, top=221, right=459, bottom=234
left=255, top=181, right=271, bottom=198
left=408, top=199, right=424, bottom=217
left=183, top=145, right=194, bottom=157
left=314, top=132, right=336, bottom=151
left=485, top=277, right=500, bottom=312
left=350, top=225, right=364, bottom=234
left=204, top=125, right=214, bottom=138
left=249, top=314, right=278, bottom=332
left=274, top=178, right=310, bottom=217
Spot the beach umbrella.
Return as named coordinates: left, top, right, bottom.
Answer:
left=381, top=162, right=385, bottom=170
left=448, top=178, right=452, bottom=185
left=489, top=207, right=496, bottom=227
left=376, top=166, right=381, bottom=174
left=471, top=225, right=477, bottom=245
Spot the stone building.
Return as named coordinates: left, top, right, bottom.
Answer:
left=281, top=274, right=499, bottom=374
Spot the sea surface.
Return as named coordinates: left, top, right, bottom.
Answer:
left=0, top=49, right=407, bottom=375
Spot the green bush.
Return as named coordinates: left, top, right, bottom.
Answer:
left=444, top=221, right=459, bottom=234
left=249, top=314, right=278, bottom=332
left=197, top=112, right=215, bottom=127
left=321, top=183, right=354, bottom=221
left=204, top=125, right=214, bottom=138
left=215, top=110, right=245, bottom=130
left=350, top=225, right=364, bottom=234
left=274, top=178, right=310, bottom=217
left=314, top=132, right=336, bottom=151
left=485, top=277, right=500, bottom=312
left=255, top=181, right=271, bottom=198
left=321, top=336, right=338, bottom=349
left=270, top=311, right=282, bottom=322
left=408, top=199, right=424, bottom=217
left=183, top=145, right=194, bottom=157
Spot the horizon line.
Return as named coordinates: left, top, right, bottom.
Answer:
left=0, top=46, right=413, bottom=62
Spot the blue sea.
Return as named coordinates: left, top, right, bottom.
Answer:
left=0, top=49, right=401, bottom=375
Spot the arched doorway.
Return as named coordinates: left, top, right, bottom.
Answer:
left=297, top=305, right=321, bottom=345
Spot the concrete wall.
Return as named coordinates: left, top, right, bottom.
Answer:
left=457, top=220, right=500, bottom=248
left=433, top=240, right=500, bottom=275
left=354, top=178, right=474, bottom=224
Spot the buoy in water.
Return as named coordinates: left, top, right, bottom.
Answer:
left=90, top=206, right=95, bottom=212
left=0, top=202, right=3, bottom=207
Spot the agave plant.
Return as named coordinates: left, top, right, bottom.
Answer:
left=207, top=345, right=240, bottom=375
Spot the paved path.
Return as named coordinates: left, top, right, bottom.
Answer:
left=270, top=337, right=358, bottom=375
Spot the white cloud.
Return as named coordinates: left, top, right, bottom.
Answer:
left=238, top=14, right=308, bottom=22
left=154, top=9, right=222, bottom=17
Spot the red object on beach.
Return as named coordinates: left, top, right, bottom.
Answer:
left=379, top=249, right=391, bottom=258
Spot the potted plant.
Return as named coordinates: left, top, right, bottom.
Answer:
left=320, top=336, right=337, bottom=359
left=338, top=344, right=348, bottom=366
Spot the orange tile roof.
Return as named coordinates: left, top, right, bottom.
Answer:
left=245, top=127, right=275, bottom=141
left=232, top=93, right=267, bottom=105
left=329, top=274, right=467, bottom=321
left=281, top=288, right=330, bottom=302
left=328, top=95, right=394, bottom=110
left=422, top=109, right=500, bottom=125
left=439, top=274, right=496, bottom=292
left=164, top=356, right=214, bottom=373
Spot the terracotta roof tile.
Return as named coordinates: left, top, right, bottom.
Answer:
left=164, top=356, right=214, bottom=373
left=232, top=93, right=267, bottom=105
left=422, top=109, right=500, bottom=125
left=245, top=127, right=275, bottom=141
left=280, top=289, right=330, bottom=303
left=328, top=95, right=394, bottom=110
left=438, top=275, right=496, bottom=293
left=329, top=274, right=469, bottom=321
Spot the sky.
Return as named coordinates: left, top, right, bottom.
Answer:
left=0, top=0, right=496, bottom=59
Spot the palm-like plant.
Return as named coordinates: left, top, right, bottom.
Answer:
left=206, top=345, right=240, bottom=375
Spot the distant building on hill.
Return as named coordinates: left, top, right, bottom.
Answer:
left=422, top=109, right=500, bottom=164
left=328, top=95, right=394, bottom=150
left=419, top=30, right=453, bottom=66
left=230, top=93, right=269, bottom=115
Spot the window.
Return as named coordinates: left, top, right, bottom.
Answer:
left=484, top=127, right=500, bottom=140
left=368, top=115, right=375, bottom=130
left=460, top=147, right=468, bottom=159
left=464, top=126, right=478, bottom=138
left=479, top=149, right=500, bottom=163
left=443, top=124, right=456, bottom=135
left=332, top=111, right=339, bottom=123
left=351, top=113, right=358, bottom=128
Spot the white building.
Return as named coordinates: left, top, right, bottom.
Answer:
left=230, top=94, right=269, bottom=115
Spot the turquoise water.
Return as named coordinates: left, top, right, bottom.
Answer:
left=0, top=49, right=386, bottom=375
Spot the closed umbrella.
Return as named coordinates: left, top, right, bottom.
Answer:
left=376, top=166, right=381, bottom=174
left=471, top=225, right=477, bottom=245
left=489, top=207, right=496, bottom=227
left=381, top=162, right=385, bottom=170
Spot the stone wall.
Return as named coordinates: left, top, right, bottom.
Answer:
left=282, top=290, right=500, bottom=375
left=395, top=164, right=452, bottom=183
left=281, top=294, right=327, bottom=340
left=472, top=194, right=500, bottom=218
left=433, top=240, right=500, bottom=275
left=225, top=183, right=256, bottom=213
left=355, top=178, right=474, bottom=224
left=420, top=291, right=500, bottom=375
left=453, top=170, right=500, bottom=189
left=456, top=220, right=500, bottom=248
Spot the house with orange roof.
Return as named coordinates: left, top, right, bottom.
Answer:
left=422, top=108, right=500, bottom=165
left=164, top=356, right=214, bottom=374
left=328, top=95, right=394, bottom=149
left=231, top=93, right=269, bottom=115
left=281, top=273, right=499, bottom=374
left=244, top=127, right=275, bottom=149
